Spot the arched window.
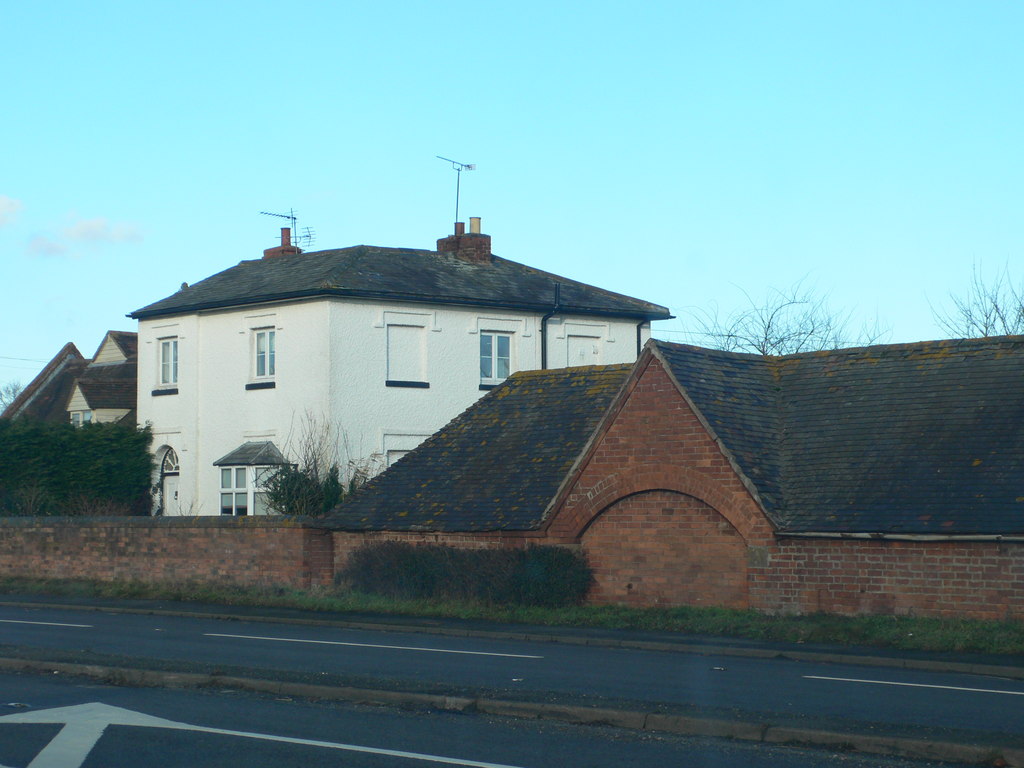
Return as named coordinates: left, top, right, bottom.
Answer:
left=161, top=448, right=179, bottom=475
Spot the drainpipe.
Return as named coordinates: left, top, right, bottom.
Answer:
left=635, top=320, right=646, bottom=358
left=540, top=283, right=562, bottom=370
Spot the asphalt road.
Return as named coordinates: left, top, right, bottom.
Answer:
left=1, top=603, right=1022, bottom=745
left=0, top=671, right=983, bottom=768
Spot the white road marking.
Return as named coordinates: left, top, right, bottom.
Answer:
left=804, top=675, right=1024, bottom=696
left=0, top=619, right=92, bottom=628
left=204, top=632, right=544, bottom=659
left=0, top=702, right=528, bottom=768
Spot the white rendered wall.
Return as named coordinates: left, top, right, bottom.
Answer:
left=138, top=314, right=201, bottom=514
left=139, top=296, right=650, bottom=516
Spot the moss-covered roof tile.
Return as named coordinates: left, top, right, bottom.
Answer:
left=323, top=365, right=631, bottom=531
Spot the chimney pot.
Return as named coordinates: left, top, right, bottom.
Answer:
left=469, top=217, right=481, bottom=234
left=263, top=226, right=303, bottom=259
left=436, top=222, right=492, bottom=264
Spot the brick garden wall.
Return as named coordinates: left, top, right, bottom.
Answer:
left=0, top=516, right=334, bottom=589
left=0, top=516, right=1020, bottom=619
left=750, top=537, right=1024, bottom=620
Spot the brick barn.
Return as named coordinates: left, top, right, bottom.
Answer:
left=327, top=337, right=1024, bottom=619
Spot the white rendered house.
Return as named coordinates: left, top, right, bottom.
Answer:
left=130, top=221, right=671, bottom=516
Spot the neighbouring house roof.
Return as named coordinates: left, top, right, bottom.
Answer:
left=73, top=332, right=137, bottom=420
left=3, top=332, right=139, bottom=425
left=128, top=246, right=672, bottom=321
left=75, top=373, right=136, bottom=410
left=326, top=365, right=633, bottom=531
left=213, top=441, right=291, bottom=466
left=2, top=343, right=87, bottom=421
left=654, top=337, right=1024, bottom=535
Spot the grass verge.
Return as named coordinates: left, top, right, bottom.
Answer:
left=1, top=576, right=1022, bottom=656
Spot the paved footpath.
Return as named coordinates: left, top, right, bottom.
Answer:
left=1, top=593, right=1022, bottom=767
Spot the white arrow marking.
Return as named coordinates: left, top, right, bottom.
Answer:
left=0, top=702, right=528, bottom=767
left=205, top=632, right=544, bottom=659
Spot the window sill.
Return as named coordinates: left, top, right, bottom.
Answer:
left=479, top=383, right=499, bottom=390
left=386, top=380, right=430, bottom=389
left=245, top=381, right=276, bottom=390
left=152, top=388, right=179, bottom=397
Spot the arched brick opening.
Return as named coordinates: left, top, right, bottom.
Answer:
left=551, top=465, right=772, bottom=547
left=580, top=489, right=749, bottom=608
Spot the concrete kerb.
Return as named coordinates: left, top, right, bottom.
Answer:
left=0, top=655, right=1019, bottom=767
left=2, top=599, right=1022, bottom=681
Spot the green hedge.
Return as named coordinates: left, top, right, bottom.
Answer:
left=339, top=541, right=593, bottom=607
left=0, top=420, right=153, bottom=516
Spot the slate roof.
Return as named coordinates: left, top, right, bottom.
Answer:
left=129, top=246, right=671, bottom=321
left=325, top=365, right=633, bottom=531
left=655, top=337, right=1024, bottom=535
left=213, top=441, right=291, bottom=466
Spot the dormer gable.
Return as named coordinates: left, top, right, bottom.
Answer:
left=91, top=331, right=138, bottom=366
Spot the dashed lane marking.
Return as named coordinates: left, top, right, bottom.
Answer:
left=204, top=632, right=543, bottom=659
left=804, top=674, right=1024, bottom=696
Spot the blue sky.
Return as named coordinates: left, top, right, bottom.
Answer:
left=2, top=1, right=1021, bottom=385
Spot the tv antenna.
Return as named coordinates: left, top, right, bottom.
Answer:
left=436, top=156, right=475, bottom=230
left=259, top=208, right=316, bottom=249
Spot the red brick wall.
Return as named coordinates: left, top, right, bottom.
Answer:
left=751, top=538, right=1024, bottom=620
left=549, top=356, right=774, bottom=548
left=582, top=490, right=748, bottom=607
left=546, top=356, right=773, bottom=608
left=0, top=517, right=334, bottom=589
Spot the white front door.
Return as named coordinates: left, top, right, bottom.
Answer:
left=162, top=474, right=180, bottom=516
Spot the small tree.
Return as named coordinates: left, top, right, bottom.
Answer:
left=686, top=280, right=888, bottom=355
left=933, top=263, right=1024, bottom=338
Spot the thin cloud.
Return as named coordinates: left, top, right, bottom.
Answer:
left=0, top=196, right=23, bottom=228
left=63, top=217, right=141, bottom=243
left=28, top=235, right=67, bottom=257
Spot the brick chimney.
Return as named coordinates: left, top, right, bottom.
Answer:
left=436, top=218, right=491, bottom=264
left=263, top=227, right=303, bottom=259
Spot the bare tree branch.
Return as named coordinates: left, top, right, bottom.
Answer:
left=685, top=281, right=889, bottom=356
left=933, top=263, right=1024, bottom=338
left=0, top=381, right=23, bottom=413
